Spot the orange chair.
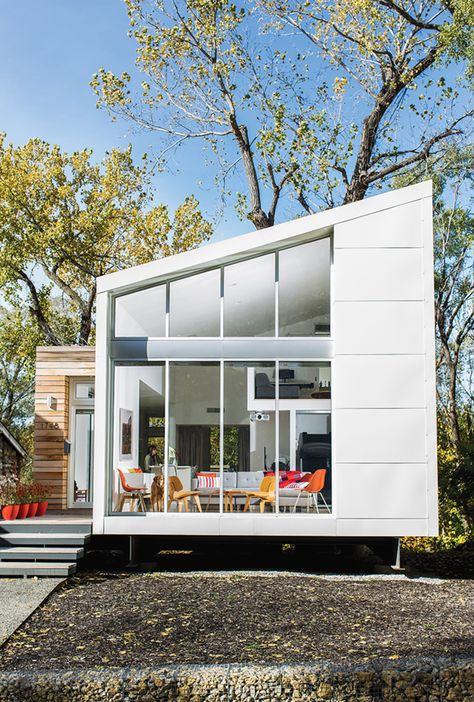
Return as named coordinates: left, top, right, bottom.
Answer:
left=116, top=469, right=147, bottom=512
left=168, top=475, right=202, bottom=513
left=243, top=476, right=276, bottom=513
left=292, top=469, right=329, bottom=513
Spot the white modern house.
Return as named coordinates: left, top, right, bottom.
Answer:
left=88, top=180, right=437, bottom=548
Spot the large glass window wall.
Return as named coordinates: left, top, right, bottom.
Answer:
left=114, top=236, right=331, bottom=339
left=110, top=361, right=332, bottom=516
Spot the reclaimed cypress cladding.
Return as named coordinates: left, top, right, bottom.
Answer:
left=33, top=347, right=95, bottom=510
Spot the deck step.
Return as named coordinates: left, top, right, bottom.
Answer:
left=0, top=547, right=84, bottom=562
left=0, top=533, right=91, bottom=547
left=0, top=520, right=92, bottom=534
left=0, top=561, right=76, bottom=577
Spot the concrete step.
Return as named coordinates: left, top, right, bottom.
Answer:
left=0, top=547, right=84, bottom=562
left=0, top=561, right=76, bottom=577
left=0, top=533, right=91, bottom=547
left=0, top=519, right=92, bottom=534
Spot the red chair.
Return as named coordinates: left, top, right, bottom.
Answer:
left=292, top=469, right=329, bottom=513
left=116, top=469, right=147, bottom=512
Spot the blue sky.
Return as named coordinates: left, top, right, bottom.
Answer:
left=0, top=1, right=470, bottom=242
left=0, top=0, right=249, bottom=238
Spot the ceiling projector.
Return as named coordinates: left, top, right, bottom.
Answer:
left=250, top=411, right=270, bottom=422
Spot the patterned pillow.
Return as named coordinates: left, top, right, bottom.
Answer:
left=285, top=481, right=310, bottom=490
left=196, top=473, right=220, bottom=489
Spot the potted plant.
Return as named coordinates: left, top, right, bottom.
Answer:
left=16, top=482, right=31, bottom=519
left=32, top=482, right=49, bottom=517
left=0, top=476, right=20, bottom=520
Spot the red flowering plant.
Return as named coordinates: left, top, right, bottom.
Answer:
left=15, top=482, right=32, bottom=505
left=31, top=482, right=50, bottom=502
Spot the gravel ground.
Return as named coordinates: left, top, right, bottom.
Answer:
left=0, top=578, right=63, bottom=645
left=0, top=572, right=472, bottom=670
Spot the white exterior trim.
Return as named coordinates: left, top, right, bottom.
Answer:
left=97, top=182, right=431, bottom=295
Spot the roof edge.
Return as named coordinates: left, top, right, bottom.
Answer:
left=0, top=421, right=27, bottom=458
left=98, top=180, right=432, bottom=295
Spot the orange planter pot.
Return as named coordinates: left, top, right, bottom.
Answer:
left=27, top=502, right=39, bottom=518
left=36, top=501, right=48, bottom=517
left=18, top=503, right=30, bottom=519
left=1, top=504, right=20, bottom=520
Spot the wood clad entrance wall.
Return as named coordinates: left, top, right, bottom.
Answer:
left=34, top=347, right=96, bottom=510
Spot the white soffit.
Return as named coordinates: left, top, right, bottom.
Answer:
left=97, top=181, right=432, bottom=295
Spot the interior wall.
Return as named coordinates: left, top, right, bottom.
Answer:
left=114, top=366, right=164, bottom=472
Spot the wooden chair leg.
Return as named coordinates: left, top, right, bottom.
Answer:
left=243, top=496, right=251, bottom=512
left=116, top=494, right=125, bottom=512
left=184, top=497, right=189, bottom=512
left=260, top=500, right=265, bottom=513
left=139, top=494, right=147, bottom=513
left=168, top=499, right=173, bottom=512
left=194, top=495, right=202, bottom=513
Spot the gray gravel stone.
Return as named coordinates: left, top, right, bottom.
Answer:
left=0, top=578, right=63, bottom=645
left=0, top=659, right=472, bottom=702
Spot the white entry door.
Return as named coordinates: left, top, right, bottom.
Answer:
left=71, top=409, right=94, bottom=507
left=69, top=380, right=95, bottom=508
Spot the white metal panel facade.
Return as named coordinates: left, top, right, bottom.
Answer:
left=334, top=249, right=424, bottom=301
left=332, top=193, right=437, bottom=536
left=334, top=356, right=425, bottom=409
left=334, top=409, right=426, bottom=464
left=334, top=200, right=423, bottom=248
left=336, top=464, right=427, bottom=519
left=334, top=301, right=425, bottom=355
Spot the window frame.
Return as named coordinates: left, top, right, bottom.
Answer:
left=111, top=234, right=333, bottom=341
left=107, top=358, right=332, bottom=517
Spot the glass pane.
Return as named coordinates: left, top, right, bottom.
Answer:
left=115, top=285, right=166, bottom=337
left=279, top=238, right=330, bottom=336
left=170, top=362, right=220, bottom=513
left=277, top=362, right=331, bottom=400
left=224, top=255, right=275, bottom=336
left=73, top=410, right=94, bottom=503
left=112, top=363, right=166, bottom=513
left=223, top=362, right=276, bottom=513
left=75, top=383, right=95, bottom=399
left=293, top=411, right=332, bottom=513
left=169, top=269, right=220, bottom=337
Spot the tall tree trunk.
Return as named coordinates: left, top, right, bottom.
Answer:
left=78, top=286, right=96, bottom=345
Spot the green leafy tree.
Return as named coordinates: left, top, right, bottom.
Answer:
left=260, top=0, right=474, bottom=208
left=92, top=0, right=304, bottom=229
left=92, top=0, right=473, bottom=222
left=0, top=304, right=41, bottom=430
left=0, top=135, right=212, bottom=346
left=0, top=303, right=43, bottom=471
left=397, top=147, right=473, bottom=537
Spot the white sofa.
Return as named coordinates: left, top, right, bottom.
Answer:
left=191, top=471, right=261, bottom=509
left=191, top=471, right=306, bottom=511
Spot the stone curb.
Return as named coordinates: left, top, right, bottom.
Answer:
left=0, top=658, right=472, bottom=701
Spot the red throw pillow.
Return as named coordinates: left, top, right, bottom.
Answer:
left=279, top=479, right=293, bottom=488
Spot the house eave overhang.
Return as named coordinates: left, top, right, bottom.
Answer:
left=97, top=181, right=432, bottom=296
left=0, top=422, right=27, bottom=458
